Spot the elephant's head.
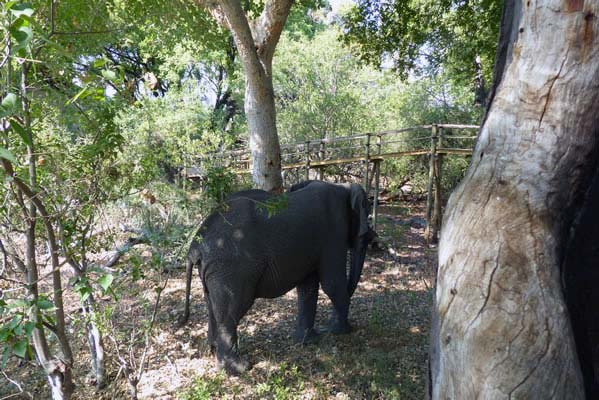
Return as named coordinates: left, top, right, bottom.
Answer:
left=347, top=183, right=376, bottom=296
left=289, top=180, right=376, bottom=296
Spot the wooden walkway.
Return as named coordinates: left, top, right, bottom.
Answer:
left=190, top=123, right=479, bottom=242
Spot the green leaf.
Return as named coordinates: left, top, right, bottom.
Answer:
left=0, top=327, right=12, bottom=342
left=98, top=274, right=114, bottom=292
left=10, top=18, right=33, bottom=49
left=1, top=346, right=9, bottom=368
left=9, top=119, right=32, bottom=147
left=9, top=3, right=35, bottom=18
left=12, top=338, right=28, bottom=358
left=80, top=290, right=91, bottom=303
left=74, top=278, right=92, bottom=302
left=92, top=58, right=107, bottom=68
left=37, top=298, right=55, bottom=310
left=4, top=2, right=19, bottom=11
left=8, top=315, right=22, bottom=329
left=2, top=93, right=18, bottom=110
left=0, top=147, right=17, bottom=164
left=7, top=299, right=27, bottom=310
left=23, top=321, right=35, bottom=336
left=102, top=69, right=117, bottom=81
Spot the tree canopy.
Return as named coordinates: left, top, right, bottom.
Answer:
left=341, top=0, right=502, bottom=103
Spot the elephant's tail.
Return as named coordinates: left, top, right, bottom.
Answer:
left=182, top=239, right=202, bottom=325
left=182, top=258, right=195, bottom=325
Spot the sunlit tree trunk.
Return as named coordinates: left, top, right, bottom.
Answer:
left=197, top=0, right=291, bottom=191
left=430, top=0, right=599, bottom=398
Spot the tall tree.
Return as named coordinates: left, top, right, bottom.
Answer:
left=430, top=0, right=599, bottom=398
left=195, top=0, right=297, bottom=191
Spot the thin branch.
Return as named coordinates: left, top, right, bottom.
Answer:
left=0, top=371, right=33, bottom=400
left=136, top=277, right=169, bottom=379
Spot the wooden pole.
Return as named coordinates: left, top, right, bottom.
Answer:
left=432, top=127, right=444, bottom=242
left=425, top=125, right=438, bottom=243
left=373, top=134, right=382, bottom=230
left=373, top=160, right=381, bottom=231
left=304, top=141, right=310, bottom=181
left=363, top=133, right=371, bottom=192
left=319, top=140, right=325, bottom=180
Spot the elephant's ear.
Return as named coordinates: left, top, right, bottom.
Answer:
left=350, top=183, right=370, bottom=238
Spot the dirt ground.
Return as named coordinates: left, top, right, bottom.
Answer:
left=1, top=201, right=437, bottom=400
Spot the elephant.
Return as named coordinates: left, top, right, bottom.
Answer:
left=182, top=180, right=376, bottom=375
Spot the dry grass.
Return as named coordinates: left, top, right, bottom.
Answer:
left=1, top=202, right=437, bottom=400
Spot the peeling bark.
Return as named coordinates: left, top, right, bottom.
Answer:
left=430, top=1, right=599, bottom=399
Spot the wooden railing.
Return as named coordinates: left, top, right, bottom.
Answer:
left=190, top=123, right=480, bottom=242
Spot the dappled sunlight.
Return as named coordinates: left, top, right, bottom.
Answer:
left=2, top=203, right=436, bottom=400
left=159, top=204, right=436, bottom=399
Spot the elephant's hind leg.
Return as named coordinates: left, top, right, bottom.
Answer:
left=295, top=271, right=320, bottom=344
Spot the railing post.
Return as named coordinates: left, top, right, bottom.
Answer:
left=425, top=125, right=438, bottom=243
left=363, top=133, right=371, bottom=192
left=432, top=127, right=444, bottom=242
left=319, top=140, right=326, bottom=180
left=373, top=160, right=381, bottom=231
left=304, top=141, right=310, bottom=181
left=372, top=134, right=382, bottom=231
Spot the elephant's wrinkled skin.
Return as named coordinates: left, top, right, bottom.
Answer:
left=182, top=180, right=376, bottom=375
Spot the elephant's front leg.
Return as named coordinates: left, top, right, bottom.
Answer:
left=320, top=252, right=352, bottom=335
left=214, top=322, right=249, bottom=375
left=207, top=279, right=253, bottom=375
left=295, top=271, right=320, bottom=344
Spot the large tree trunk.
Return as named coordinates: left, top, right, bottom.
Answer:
left=200, top=0, right=291, bottom=192
left=244, top=65, right=283, bottom=192
left=430, top=1, right=599, bottom=398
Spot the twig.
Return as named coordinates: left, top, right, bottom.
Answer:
left=1, top=371, right=33, bottom=399
left=136, top=277, right=169, bottom=379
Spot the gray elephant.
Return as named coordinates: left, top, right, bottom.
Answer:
left=182, top=180, right=376, bottom=375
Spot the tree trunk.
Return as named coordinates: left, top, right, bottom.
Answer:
left=201, top=0, right=291, bottom=192
left=244, top=58, right=283, bottom=192
left=430, top=1, right=599, bottom=399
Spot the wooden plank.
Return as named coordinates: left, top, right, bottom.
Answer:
left=443, top=135, right=477, bottom=140
left=374, top=149, right=431, bottom=159
left=437, top=148, right=473, bottom=155
left=437, top=124, right=480, bottom=129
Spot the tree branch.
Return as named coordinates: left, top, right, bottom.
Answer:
left=217, top=1, right=263, bottom=76
left=251, top=0, right=294, bottom=62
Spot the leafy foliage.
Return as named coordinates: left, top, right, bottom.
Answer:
left=341, top=0, right=502, bottom=94
left=274, top=28, right=405, bottom=142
